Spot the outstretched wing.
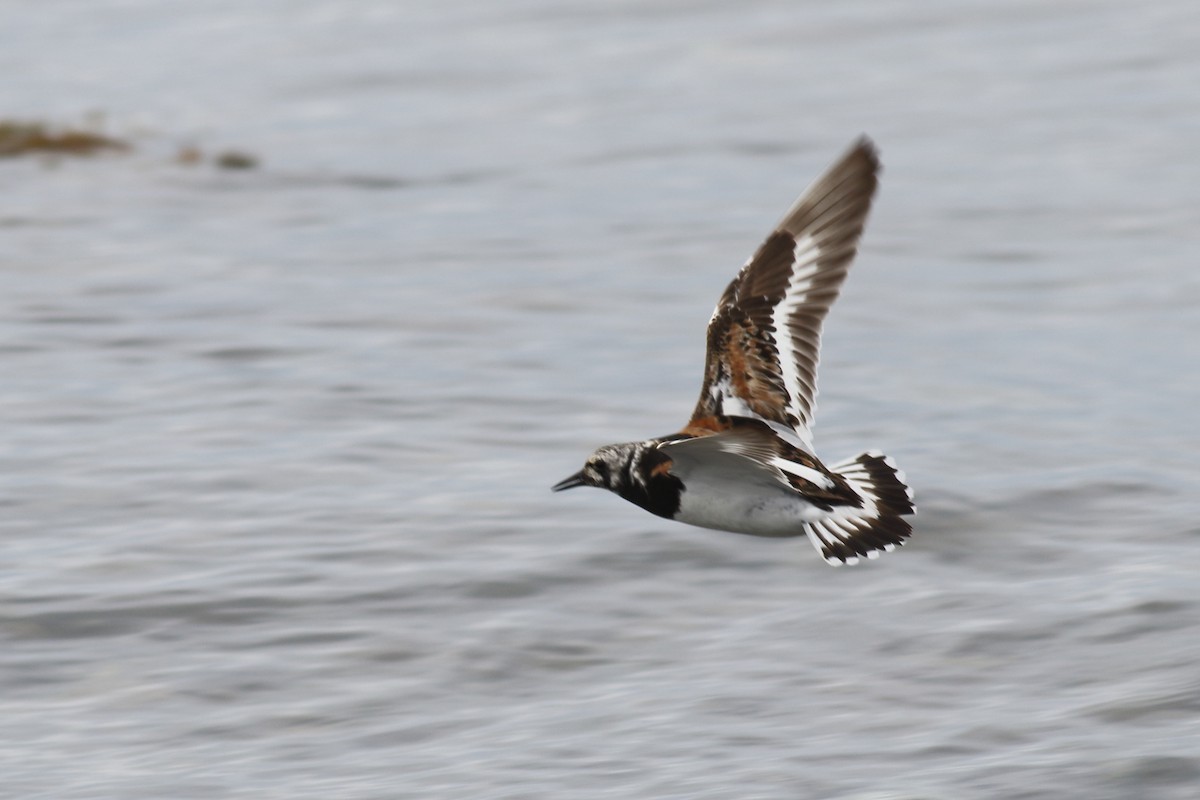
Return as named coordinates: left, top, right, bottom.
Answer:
left=658, top=418, right=861, bottom=507
left=689, top=137, right=880, bottom=452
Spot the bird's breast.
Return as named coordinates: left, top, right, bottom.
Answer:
left=672, top=472, right=826, bottom=537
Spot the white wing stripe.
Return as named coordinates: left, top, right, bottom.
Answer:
left=768, top=456, right=833, bottom=488
left=768, top=233, right=820, bottom=451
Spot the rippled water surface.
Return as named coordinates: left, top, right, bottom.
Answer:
left=3, top=1, right=1199, bottom=798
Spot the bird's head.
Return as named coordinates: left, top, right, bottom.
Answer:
left=552, top=443, right=638, bottom=494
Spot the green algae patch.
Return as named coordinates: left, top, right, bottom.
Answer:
left=175, top=145, right=260, bottom=170
left=214, top=150, right=258, bottom=170
left=0, top=120, right=130, bottom=158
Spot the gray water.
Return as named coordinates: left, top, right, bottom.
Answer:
left=2, top=1, right=1199, bottom=797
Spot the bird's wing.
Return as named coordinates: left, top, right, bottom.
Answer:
left=659, top=418, right=856, bottom=503
left=688, top=137, right=880, bottom=453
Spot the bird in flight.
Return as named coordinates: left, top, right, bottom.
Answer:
left=554, top=137, right=914, bottom=565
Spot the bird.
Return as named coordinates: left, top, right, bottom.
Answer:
left=553, top=136, right=914, bottom=565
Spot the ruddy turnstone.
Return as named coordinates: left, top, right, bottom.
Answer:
left=553, top=137, right=914, bottom=565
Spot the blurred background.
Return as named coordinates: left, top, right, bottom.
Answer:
left=1, top=1, right=1198, bottom=798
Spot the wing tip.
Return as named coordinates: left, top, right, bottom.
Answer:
left=850, top=133, right=880, bottom=165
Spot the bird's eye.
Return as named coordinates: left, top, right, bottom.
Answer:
left=592, top=461, right=609, bottom=478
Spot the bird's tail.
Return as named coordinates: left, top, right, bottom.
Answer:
left=803, top=451, right=915, bottom=566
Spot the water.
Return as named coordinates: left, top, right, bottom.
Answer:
left=2, top=1, right=1198, bottom=797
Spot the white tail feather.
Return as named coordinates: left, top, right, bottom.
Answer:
left=803, top=451, right=915, bottom=566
